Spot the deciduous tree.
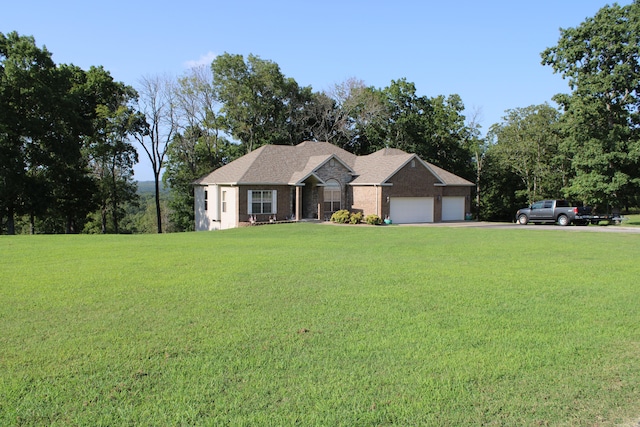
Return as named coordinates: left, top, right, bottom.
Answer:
left=164, top=66, right=235, bottom=231
left=0, top=32, right=56, bottom=234
left=541, top=1, right=640, bottom=208
left=135, top=74, right=178, bottom=233
left=487, top=104, right=564, bottom=204
left=211, top=53, right=312, bottom=153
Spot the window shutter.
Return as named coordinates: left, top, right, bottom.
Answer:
left=247, top=190, right=253, bottom=214
left=272, top=190, right=277, bottom=214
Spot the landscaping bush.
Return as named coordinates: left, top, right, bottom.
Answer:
left=365, top=214, right=382, bottom=225
left=330, top=210, right=350, bottom=223
left=349, top=212, right=363, bottom=224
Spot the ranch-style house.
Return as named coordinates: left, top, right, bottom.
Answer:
left=193, top=141, right=474, bottom=230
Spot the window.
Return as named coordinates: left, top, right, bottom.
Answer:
left=248, top=190, right=277, bottom=214
left=204, top=190, right=208, bottom=211
left=323, top=180, right=341, bottom=216
left=221, top=191, right=227, bottom=213
left=531, top=201, right=544, bottom=209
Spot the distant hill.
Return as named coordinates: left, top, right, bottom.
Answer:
left=137, top=181, right=169, bottom=196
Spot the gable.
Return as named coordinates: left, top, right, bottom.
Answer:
left=289, top=154, right=354, bottom=185
left=385, top=159, right=442, bottom=193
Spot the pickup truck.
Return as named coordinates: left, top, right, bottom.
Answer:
left=515, top=200, right=592, bottom=226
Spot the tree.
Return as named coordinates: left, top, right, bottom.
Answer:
left=541, top=1, right=640, bottom=209
left=163, top=66, right=236, bottom=231
left=91, top=107, right=142, bottom=233
left=378, top=79, right=427, bottom=154
left=0, top=32, right=56, bottom=234
left=1, top=33, right=102, bottom=234
left=37, top=63, right=100, bottom=233
left=425, top=93, right=475, bottom=179
left=477, top=147, right=526, bottom=221
left=211, top=53, right=312, bottom=153
left=464, top=107, right=486, bottom=218
left=135, top=74, right=178, bottom=233
left=173, top=66, right=226, bottom=163
left=325, top=78, right=386, bottom=154
left=78, top=66, right=143, bottom=233
left=487, top=104, right=564, bottom=204
left=300, top=91, right=341, bottom=143
left=1, top=32, right=143, bottom=234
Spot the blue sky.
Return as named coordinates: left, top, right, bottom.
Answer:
left=4, top=0, right=631, bottom=180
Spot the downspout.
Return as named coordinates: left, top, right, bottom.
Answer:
left=375, top=185, right=379, bottom=216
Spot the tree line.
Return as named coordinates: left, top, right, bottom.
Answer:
left=485, top=1, right=640, bottom=218
left=2, top=1, right=639, bottom=234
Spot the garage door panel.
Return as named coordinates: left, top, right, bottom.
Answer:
left=390, top=197, right=433, bottom=223
left=442, top=196, right=465, bottom=221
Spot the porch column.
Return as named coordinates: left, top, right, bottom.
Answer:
left=295, top=186, right=302, bottom=220
left=317, top=188, right=324, bottom=220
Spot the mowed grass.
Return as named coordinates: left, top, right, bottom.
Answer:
left=1, top=224, right=639, bottom=426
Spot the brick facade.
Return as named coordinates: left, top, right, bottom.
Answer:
left=302, top=158, right=354, bottom=220
left=237, top=185, right=293, bottom=222
left=351, top=186, right=381, bottom=217
left=194, top=142, right=474, bottom=230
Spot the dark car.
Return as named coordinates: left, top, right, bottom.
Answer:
left=515, top=200, right=592, bottom=226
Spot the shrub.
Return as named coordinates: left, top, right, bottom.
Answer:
left=330, top=210, right=351, bottom=224
left=349, top=212, right=363, bottom=224
left=365, top=214, right=382, bottom=225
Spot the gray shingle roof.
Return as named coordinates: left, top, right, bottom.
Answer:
left=194, top=141, right=473, bottom=187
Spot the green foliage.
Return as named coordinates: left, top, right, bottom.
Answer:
left=365, top=213, right=382, bottom=225
left=349, top=211, right=363, bottom=224
left=330, top=209, right=350, bottom=223
left=329, top=78, right=475, bottom=179
left=477, top=151, right=527, bottom=221
left=0, top=32, right=141, bottom=234
left=134, top=194, right=173, bottom=233
left=541, top=2, right=640, bottom=208
left=88, top=74, right=141, bottom=233
left=487, top=104, right=564, bottom=205
left=164, top=67, right=236, bottom=232
left=1, top=226, right=640, bottom=425
left=211, top=53, right=314, bottom=153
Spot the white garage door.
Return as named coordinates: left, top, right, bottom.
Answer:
left=442, top=196, right=465, bottom=221
left=390, top=197, right=434, bottom=223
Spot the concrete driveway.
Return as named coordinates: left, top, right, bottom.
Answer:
left=397, top=221, right=640, bottom=233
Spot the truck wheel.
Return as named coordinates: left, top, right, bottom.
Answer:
left=557, top=214, right=569, bottom=226
left=517, top=214, right=528, bottom=225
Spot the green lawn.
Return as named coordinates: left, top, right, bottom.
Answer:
left=622, top=213, right=640, bottom=226
left=1, top=224, right=639, bottom=426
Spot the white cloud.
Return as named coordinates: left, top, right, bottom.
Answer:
left=184, top=51, right=217, bottom=69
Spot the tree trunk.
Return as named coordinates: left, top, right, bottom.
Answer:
left=101, top=204, right=108, bottom=234
left=7, top=205, right=15, bottom=235
left=475, top=150, right=482, bottom=220
left=154, top=173, right=162, bottom=233
left=111, top=187, right=119, bottom=234
left=111, top=163, right=119, bottom=234
left=112, top=197, right=119, bottom=234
